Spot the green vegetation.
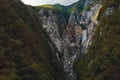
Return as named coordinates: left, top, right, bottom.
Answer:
left=0, top=0, right=65, bottom=80
left=36, top=4, right=67, bottom=14
left=67, top=0, right=86, bottom=15
left=37, top=4, right=64, bottom=11
left=74, top=0, right=120, bottom=80
left=36, top=0, right=86, bottom=16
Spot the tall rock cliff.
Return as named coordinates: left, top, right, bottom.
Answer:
left=37, top=0, right=102, bottom=79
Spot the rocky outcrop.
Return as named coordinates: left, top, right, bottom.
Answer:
left=80, top=4, right=102, bottom=53
left=39, top=9, right=66, bottom=55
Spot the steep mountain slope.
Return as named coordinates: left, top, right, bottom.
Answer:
left=0, top=0, right=65, bottom=80
left=67, top=0, right=86, bottom=14
left=74, top=0, right=120, bottom=80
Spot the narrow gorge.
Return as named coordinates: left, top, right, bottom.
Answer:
left=38, top=0, right=102, bottom=79
left=0, top=0, right=120, bottom=80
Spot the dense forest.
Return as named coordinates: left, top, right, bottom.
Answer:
left=74, top=0, right=120, bottom=80
left=0, top=0, right=65, bottom=80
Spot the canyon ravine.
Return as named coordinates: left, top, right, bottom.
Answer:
left=38, top=1, right=102, bottom=80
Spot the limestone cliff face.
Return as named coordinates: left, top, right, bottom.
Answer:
left=38, top=0, right=102, bottom=80
left=39, top=9, right=62, bottom=52
left=39, top=9, right=69, bottom=62
left=79, top=4, right=102, bottom=53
